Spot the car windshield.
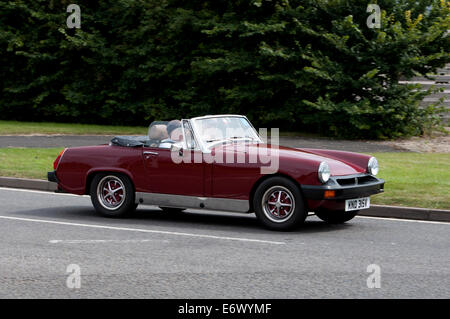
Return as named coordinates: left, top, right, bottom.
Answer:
left=193, top=116, right=261, bottom=147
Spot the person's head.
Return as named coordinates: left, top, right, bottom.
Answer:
left=170, top=127, right=183, bottom=141
left=166, top=120, right=181, bottom=137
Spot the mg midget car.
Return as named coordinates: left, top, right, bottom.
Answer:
left=48, top=114, right=384, bottom=230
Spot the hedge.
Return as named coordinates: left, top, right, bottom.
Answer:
left=1, top=0, right=449, bottom=138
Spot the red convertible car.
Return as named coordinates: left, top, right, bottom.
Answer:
left=48, top=114, right=384, bottom=230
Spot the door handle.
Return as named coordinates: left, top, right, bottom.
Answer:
left=143, top=151, right=158, bottom=156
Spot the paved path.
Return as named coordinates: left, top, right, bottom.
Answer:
left=0, top=135, right=403, bottom=153
left=0, top=187, right=448, bottom=298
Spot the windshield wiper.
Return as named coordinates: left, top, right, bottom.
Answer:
left=227, top=136, right=252, bottom=140
left=205, top=136, right=257, bottom=144
left=205, top=138, right=222, bottom=143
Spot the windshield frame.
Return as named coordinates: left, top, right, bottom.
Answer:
left=190, top=115, right=262, bottom=153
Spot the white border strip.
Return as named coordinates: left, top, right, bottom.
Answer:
left=356, top=215, right=450, bottom=225
left=1, top=187, right=448, bottom=225
left=0, top=186, right=87, bottom=197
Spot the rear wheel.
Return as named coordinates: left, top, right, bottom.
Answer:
left=315, top=209, right=359, bottom=224
left=253, top=177, right=307, bottom=231
left=90, top=173, right=136, bottom=217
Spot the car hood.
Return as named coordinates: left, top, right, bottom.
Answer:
left=216, top=143, right=365, bottom=176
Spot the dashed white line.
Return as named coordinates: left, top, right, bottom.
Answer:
left=49, top=239, right=170, bottom=244
left=0, top=215, right=286, bottom=245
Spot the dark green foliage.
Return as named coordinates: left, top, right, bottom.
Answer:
left=1, top=0, right=449, bottom=138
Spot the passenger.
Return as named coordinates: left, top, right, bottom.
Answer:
left=159, top=120, right=183, bottom=148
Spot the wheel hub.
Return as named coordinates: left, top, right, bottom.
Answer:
left=262, top=186, right=295, bottom=223
left=97, top=176, right=126, bottom=210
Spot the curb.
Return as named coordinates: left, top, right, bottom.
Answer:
left=359, top=204, right=450, bottom=222
left=0, top=176, right=448, bottom=223
left=0, top=177, right=57, bottom=192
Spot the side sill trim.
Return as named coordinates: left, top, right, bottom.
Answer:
left=135, top=192, right=250, bottom=213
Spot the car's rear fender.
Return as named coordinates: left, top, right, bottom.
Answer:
left=55, top=145, right=144, bottom=195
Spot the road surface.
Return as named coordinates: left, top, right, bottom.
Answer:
left=0, top=187, right=448, bottom=298
left=0, top=135, right=403, bottom=153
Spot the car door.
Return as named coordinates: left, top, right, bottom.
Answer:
left=142, top=122, right=205, bottom=196
left=211, top=143, right=262, bottom=200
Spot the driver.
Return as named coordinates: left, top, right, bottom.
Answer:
left=166, top=120, right=181, bottom=138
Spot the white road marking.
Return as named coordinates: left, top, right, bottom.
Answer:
left=49, top=239, right=170, bottom=244
left=0, top=215, right=286, bottom=245
left=356, top=215, right=450, bottom=225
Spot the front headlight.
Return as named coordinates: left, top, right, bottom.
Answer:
left=368, top=157, right=379, bottom=175
left=318, top=162, right=330, bottom=183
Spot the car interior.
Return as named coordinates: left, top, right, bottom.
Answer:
left=110, top=120, right=184, bottom=148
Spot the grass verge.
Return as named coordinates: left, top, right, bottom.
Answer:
left=370, top=153, right=449, bottom=210
left=0, top=120, right=147, bottom=135
left=0, top=148, right=448, bottom=210
left=0, top=120, right=321, bottom=137
left=0, top=148, right=63, bottom=180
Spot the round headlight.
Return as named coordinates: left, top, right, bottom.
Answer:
left=368, top=157, right=379, bottom=175
left=318, top=162, right=330, bottom=183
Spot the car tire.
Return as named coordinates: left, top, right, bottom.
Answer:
left=315, top=209, right=359, bottom=224
left=90, top=173, right=136, bottom=217
left=159, top=206, right=186, bottom=214
left=253, top=177, right=307, bottom=231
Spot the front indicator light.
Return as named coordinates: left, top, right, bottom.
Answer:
left=324, top=190, right=335, bottom=198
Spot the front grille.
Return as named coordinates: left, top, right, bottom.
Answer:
left=357, top=175, right=378, bottom=185
left=336, top=175, right=377, bottom=186
left=336, top=177, right=357, bottom=186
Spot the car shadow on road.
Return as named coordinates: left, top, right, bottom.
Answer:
left=127, top=208, right=352, bottom=234
left=10, top=206, right=353, bottom=234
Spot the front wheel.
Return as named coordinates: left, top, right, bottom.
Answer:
left=253, top=177, right=307, bottom=231
left=315, top=209, right=359, bottom=224
left=90, top=173, right=136, bottom=217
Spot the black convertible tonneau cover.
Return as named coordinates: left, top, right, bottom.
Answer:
left=110, top=136, right=149, bottom=147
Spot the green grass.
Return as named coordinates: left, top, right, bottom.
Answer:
left=0, top=148, right=63, bottom=180
left=0, top=120, right=147, bottom=135
left=370, top=153, right=450, bottom=210
left=0, top=148, right=448, bottom=210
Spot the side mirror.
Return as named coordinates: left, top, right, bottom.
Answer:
left=171, top=142, right=184, bottom=156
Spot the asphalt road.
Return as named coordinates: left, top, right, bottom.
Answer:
left=0, top=135, right=403, bottom=153
left=0, top=187, right=448, bottom=299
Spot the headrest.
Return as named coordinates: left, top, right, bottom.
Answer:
left=148, top=124, right=169, bottom=140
